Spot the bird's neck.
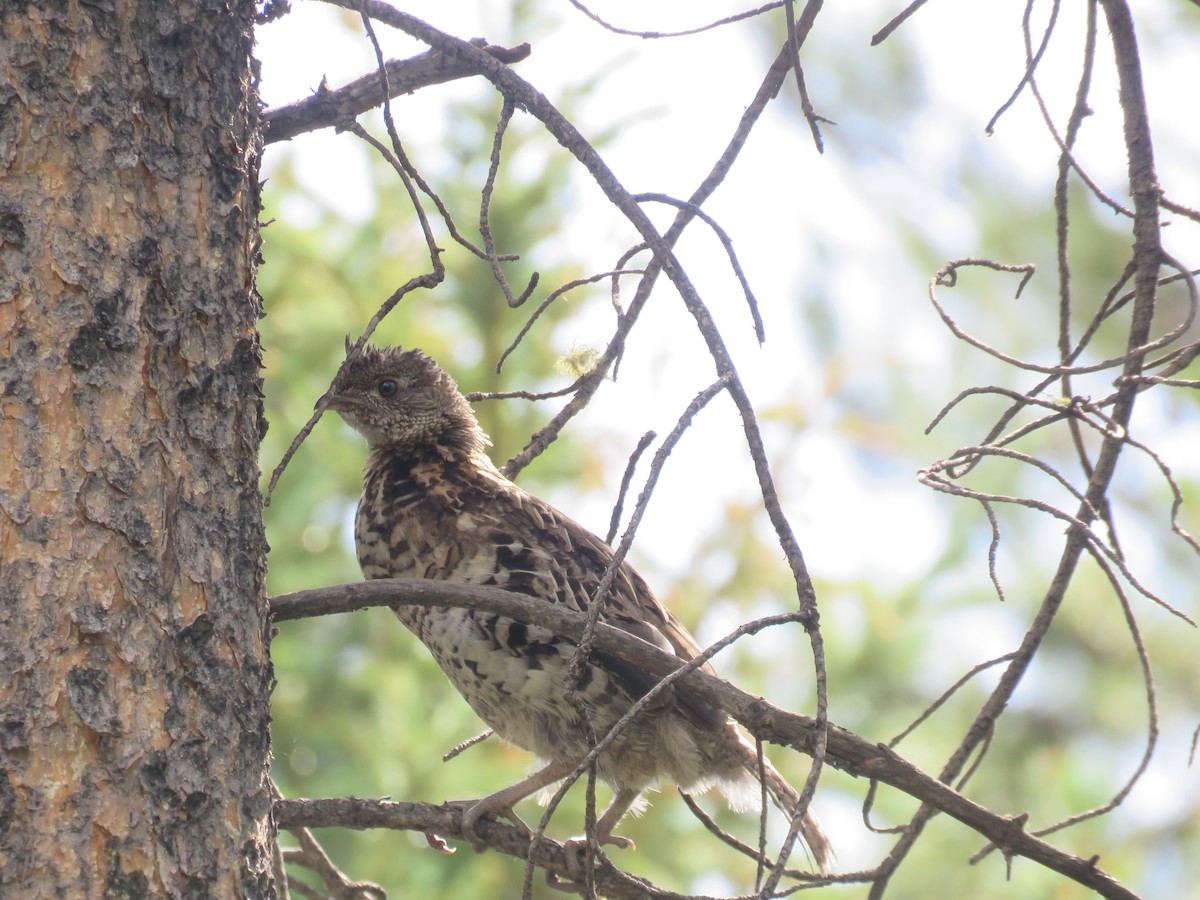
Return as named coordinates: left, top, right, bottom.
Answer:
left=364, top=440, right=506, bottom=487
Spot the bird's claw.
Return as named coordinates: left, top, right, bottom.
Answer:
left=554, top=833, right=634, bottom=886
left=446, top=798, right=531, bottom=852
left=424, top=832, right=455, bottom=854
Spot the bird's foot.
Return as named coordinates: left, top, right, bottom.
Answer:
left=563, top=833, right=634, bottom=853
left=445, top=797, right=532, bottom=852
left=424, top=832, right=455, bottom=854
left=549, top=831, right=634, bottom=889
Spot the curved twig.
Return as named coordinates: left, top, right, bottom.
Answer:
left=566, top=0, right=784, bottom=39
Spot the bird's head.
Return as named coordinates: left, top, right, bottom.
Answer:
left=320, top=342, right=489, bottom=457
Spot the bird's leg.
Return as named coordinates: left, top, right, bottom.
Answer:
left=592, top=787, right=640, bottom=850
left=457, top=758, right=578, bottom=851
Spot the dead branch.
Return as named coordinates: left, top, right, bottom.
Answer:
left=274, top=797, right=675, bottom=900
left=270, top=580, right=1139, bottom=900
left=262, top=42, right=531, bottom=144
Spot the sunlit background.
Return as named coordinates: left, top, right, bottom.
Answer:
left=256, top=2, right=1200, bottom=896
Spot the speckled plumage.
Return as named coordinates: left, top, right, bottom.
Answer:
left=323, top=344, right=832, bottom=872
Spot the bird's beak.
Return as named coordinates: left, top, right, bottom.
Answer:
left=316, top=391, right=351, bottom=412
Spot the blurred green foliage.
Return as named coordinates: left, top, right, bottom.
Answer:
left=259, top=5, right=1199, bottom=898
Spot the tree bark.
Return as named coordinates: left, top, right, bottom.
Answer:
left=0, top=2, right=273, bottom=896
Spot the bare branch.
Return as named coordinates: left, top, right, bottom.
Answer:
left=270, top=579, right=1139, bottom=900
left=985, top=0, right=1062, bottom=135
left=496, top=269, right=645, bottom=373
left=569, top=379, right=731, bottom=686
left=871, top=0, right=933, bottom=46
left=782, top=0, right=832, bottom=154
left=263, top=42, right=531, bottom=143
left=480, top=97, right=539, bottom=308
left=606, top=430, right=657, bottom=545
left=347, top=123, right=515, bottom=264
left=634, top=194, right=765, bottom=343
left=566, top=0, right=784, bottom=39
left=281, top=826, right=387, bottom=899
left=275, top=797, right=678, bottom=900
left=442, top=729, right=493, bottom=763
left=973, top=543, right=1159, bottom=863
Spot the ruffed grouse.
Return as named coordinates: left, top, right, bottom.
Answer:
left=322, top=343, right=833, bottom=873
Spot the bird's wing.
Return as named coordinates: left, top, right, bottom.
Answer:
left=528, top=497, right=728, bottom=732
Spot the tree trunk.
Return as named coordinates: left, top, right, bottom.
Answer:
left=0, top=2, right=273, bottom=895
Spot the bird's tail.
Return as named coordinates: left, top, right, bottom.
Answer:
left=760, top=761, right=836, bottom=875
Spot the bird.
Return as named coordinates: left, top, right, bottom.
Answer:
left=320, top=342, right=834, bottom=874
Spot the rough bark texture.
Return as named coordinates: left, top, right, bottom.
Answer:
left=0, top=2, right=273, bottom=896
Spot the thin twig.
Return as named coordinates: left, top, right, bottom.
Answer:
left=678, top=792, right=827, bottom=884
left=569, top=378, right=730, bottom=682
left=634, top=193, right=765, bottom=342
left=480, top=97, right=539, bottom=308
left=985, top=0, right=1061, bottom=135
left=442, top=729, right=493, bottom=762
left=605, top=431, right=657, bottom=545
left=871, top=0, right=933, bottom=46
left=566, top=0, right=784, bottom=38
left=888, top=654, right=1018, bottom=748
left=973, top=543, right=1159, bottom=862
left=783, top=0, right=830, bottom=153
left=347, top=123, right=517, bottom=263
left=497, top=269, right=646, bottom=373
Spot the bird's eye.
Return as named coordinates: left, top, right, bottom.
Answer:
left=378, top=378, right=398, bottom=398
